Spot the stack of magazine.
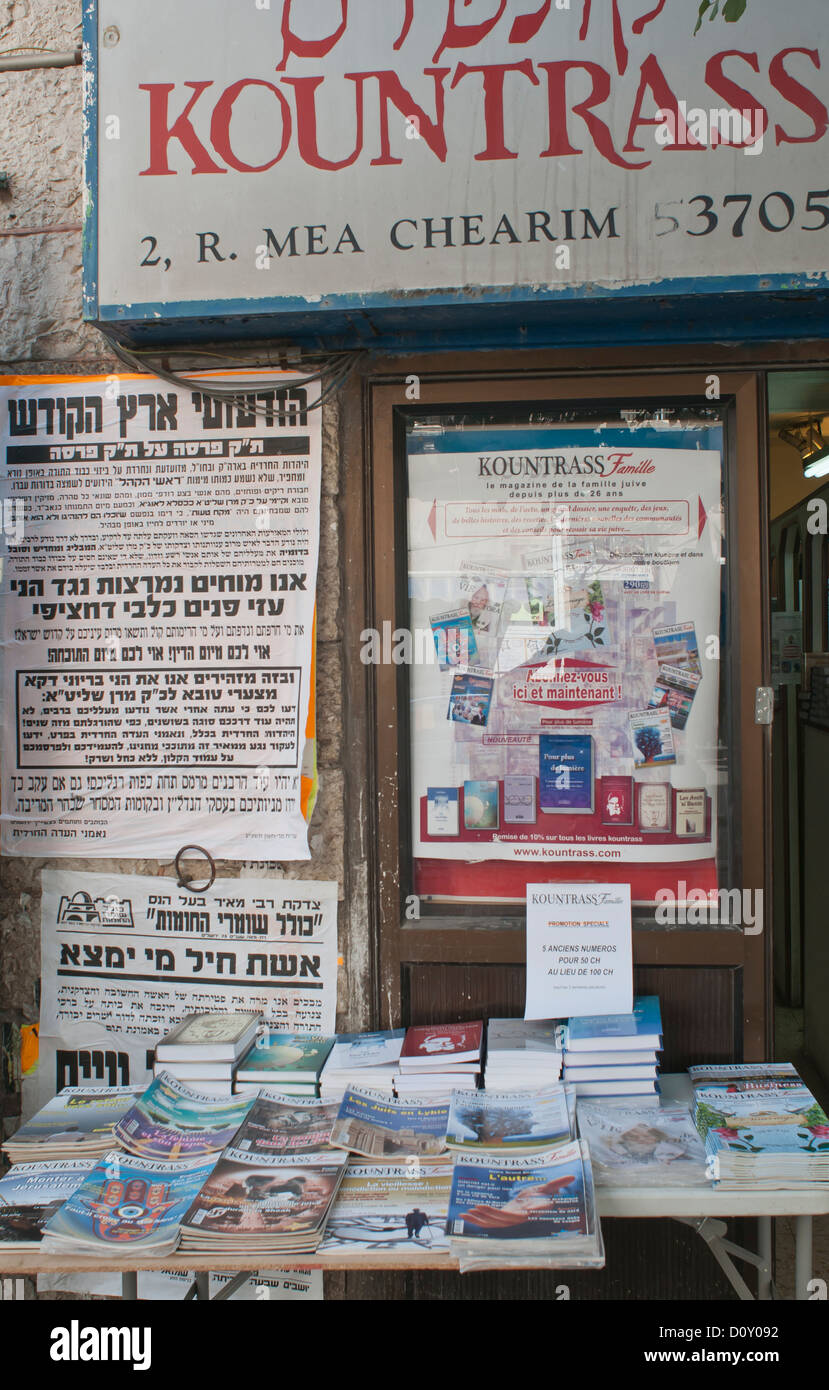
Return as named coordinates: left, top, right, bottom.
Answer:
left=233, top=1032, right=335, bottom=1097
left=445, top=1085, right=575, bottom=1154
left=179, top=1149, right=348, bottom=1255
left=41, top=1151, right=218, bottom=1258
left=1, top=1086, right=143, bottom=1163
left=690, top=1063, right=829, bottom=1188
left=446, top=1138, right=604, bottom=1272
left=577, top=1102, right=708, bottom=1186
left=484, top=1019, right=563, bottom=1091
left=562, top=997, right=662, bottom=1100
left=329, top=1087, right=450, bottom=1159
left=319, top=1030, right=406, bottom=1100
left=320, top=1162, right=452, bottom=1255
left=153, top=1011, right=262, bottom=1097
left=394, top=1023, right=483, bottom=1096
left=0, top=1159, right=94, bottom=1250
left=113, top=1073, right=253, bottom=1161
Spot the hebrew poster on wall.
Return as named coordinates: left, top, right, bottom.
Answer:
left=29, top=869, right=338, bottom=1116
left=0, top=369, right=320, bottom=859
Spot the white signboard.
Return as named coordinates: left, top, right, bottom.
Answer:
left=1, top=371, right=320, bottom=859
left=91, top=0, right=829, bottom=321
left=524, top=882, right=632, bottom=1019
left=31, top=870, right=338, bottom=1114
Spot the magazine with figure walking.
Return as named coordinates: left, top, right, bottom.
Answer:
left=320, top=1162, right=451, bottom=1253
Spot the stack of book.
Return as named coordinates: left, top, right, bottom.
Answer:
left=577, top=1102, right=708, bottom=1186
left=0, top=1159, right=95, bottom=1250
left=114, top=1073, right=253, bottom=1161
left=562, top=996, right=662, bottom=1101
left=445, top=1084, right=575, bottom=1155
left=41, top=1151, right=218, bottom=1258
left=319, top=1030, right=405, bottom=1100
left=445, top=1138, right=604, bottom=1272
left=153, top=1011, right=262, bottom=1096
left=484, top=1019, right=563, bottom=1091
left=1, top=1086, right=143, bottom=1164
left=690, top=1062, right=829, bottom=1189
left=233, top=1032, right=335, bottom=1097
left=394, top=1022, right=483, bottom=1097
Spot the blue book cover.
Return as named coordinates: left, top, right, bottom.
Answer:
left=538, top=734, right=594, bottom=813
left=566, top=996, right=663, bottom=1048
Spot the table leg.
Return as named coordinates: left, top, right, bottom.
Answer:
left=121, top=1271, right=138, bottom=1301
left=195, top=1272, right=210, bottom=1301
left=757, top=1217, right=772, bottom=1300
left=794, top=1215, right=813, bottom=1301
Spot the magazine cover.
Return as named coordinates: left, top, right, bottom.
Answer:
left=577, top=1104, right=708, bottom=1184
left=0, top=1160, right=95, bottom=1247
left=647, top=664, right=701, bottom=730
left=181, top=1148, right=347, bottom=1240
left=692, top=1085, right=827, bottom=1137
left=232, top=1094, right=340, bottom=1157
left=446, top=1139, right=590, bottom=1240
left=42, top=1151, right=217, bottom=1254
left=430, top=609, right=479, bottom=670
left=445, top=1087, right=572, bottom=1152
left=629, top=709, right=676, bottom=768
left=3, top=1086, right=144, bottom=1148
left=320, top=1162, right=451, bottom=1253
left=114, top=1073, right=253, bottom=1160
left=329, top=1088, right=450, bottom=1158
left=652, top=621, right=702, bottom=674
left=447, top=670, right=494, bottom=727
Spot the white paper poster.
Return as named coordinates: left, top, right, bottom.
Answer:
left=524, top=882, right=632, bottom=1020
left=1, top=370, right=320, bottom=859
left=38, top=1267, right=324, bottom=1301
left=30, top=869, right=338, bottom=1115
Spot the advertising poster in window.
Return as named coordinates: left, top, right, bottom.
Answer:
left=0, top=370, right=320, bottom=859
left=407, top=423, right=723, bottom=904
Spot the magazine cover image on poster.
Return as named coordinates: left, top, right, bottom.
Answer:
left=407, top=421, right=723, bottom=905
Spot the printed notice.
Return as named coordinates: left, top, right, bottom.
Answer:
left=524, top=882, right=632, bottom=1020
left=0, top=370, right=320, bottom=859
left=30, top=868, right=338, bottom=1117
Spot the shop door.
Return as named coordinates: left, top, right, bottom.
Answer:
left=348, top=362, right=768, bottom=1297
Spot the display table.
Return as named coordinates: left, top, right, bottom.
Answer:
left=2, top=1078, right=825, bottom=1301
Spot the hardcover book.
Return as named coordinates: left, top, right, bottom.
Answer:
left=565, top=997, right=663, bottom=1053
left=503, top=775, right=537, bottom=824
left=400, top=1022, right=483, bottom=1067
left=155, top=1012, right=262, bottom=1063
left=235, top=1032, right=335, bottom=1083
left=426, top=787, right=460, bottom=836
left=463, top=780, right=499, bottom=830
left=538, top=734, right=594, bottom=813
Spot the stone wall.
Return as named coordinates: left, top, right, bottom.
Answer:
left=0, top=0, right=358, bottom=1165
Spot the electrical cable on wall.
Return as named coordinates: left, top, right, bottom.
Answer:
left=97, top=330, right=366, bottom=417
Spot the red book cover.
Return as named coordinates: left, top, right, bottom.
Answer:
left=399, top=1022, right=484, bottom=1068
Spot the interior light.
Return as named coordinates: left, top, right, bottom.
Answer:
left=779, top=419, right=829, bottom=478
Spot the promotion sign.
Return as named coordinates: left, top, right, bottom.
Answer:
left=0, top=370, right=320, bottom=859
left=87, top=0, right=829, bottom=330
left=407, top=421, right=723, bottom=904
left=524, top=882, right=633, bottom=1019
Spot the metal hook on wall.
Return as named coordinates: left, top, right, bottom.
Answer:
left=174, top=845, right=216, bottom=894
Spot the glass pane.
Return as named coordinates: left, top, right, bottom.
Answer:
left=404, top=402, right=735, bottom=926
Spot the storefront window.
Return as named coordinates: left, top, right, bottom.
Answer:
left=404, top=403, right=735, bottom=923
